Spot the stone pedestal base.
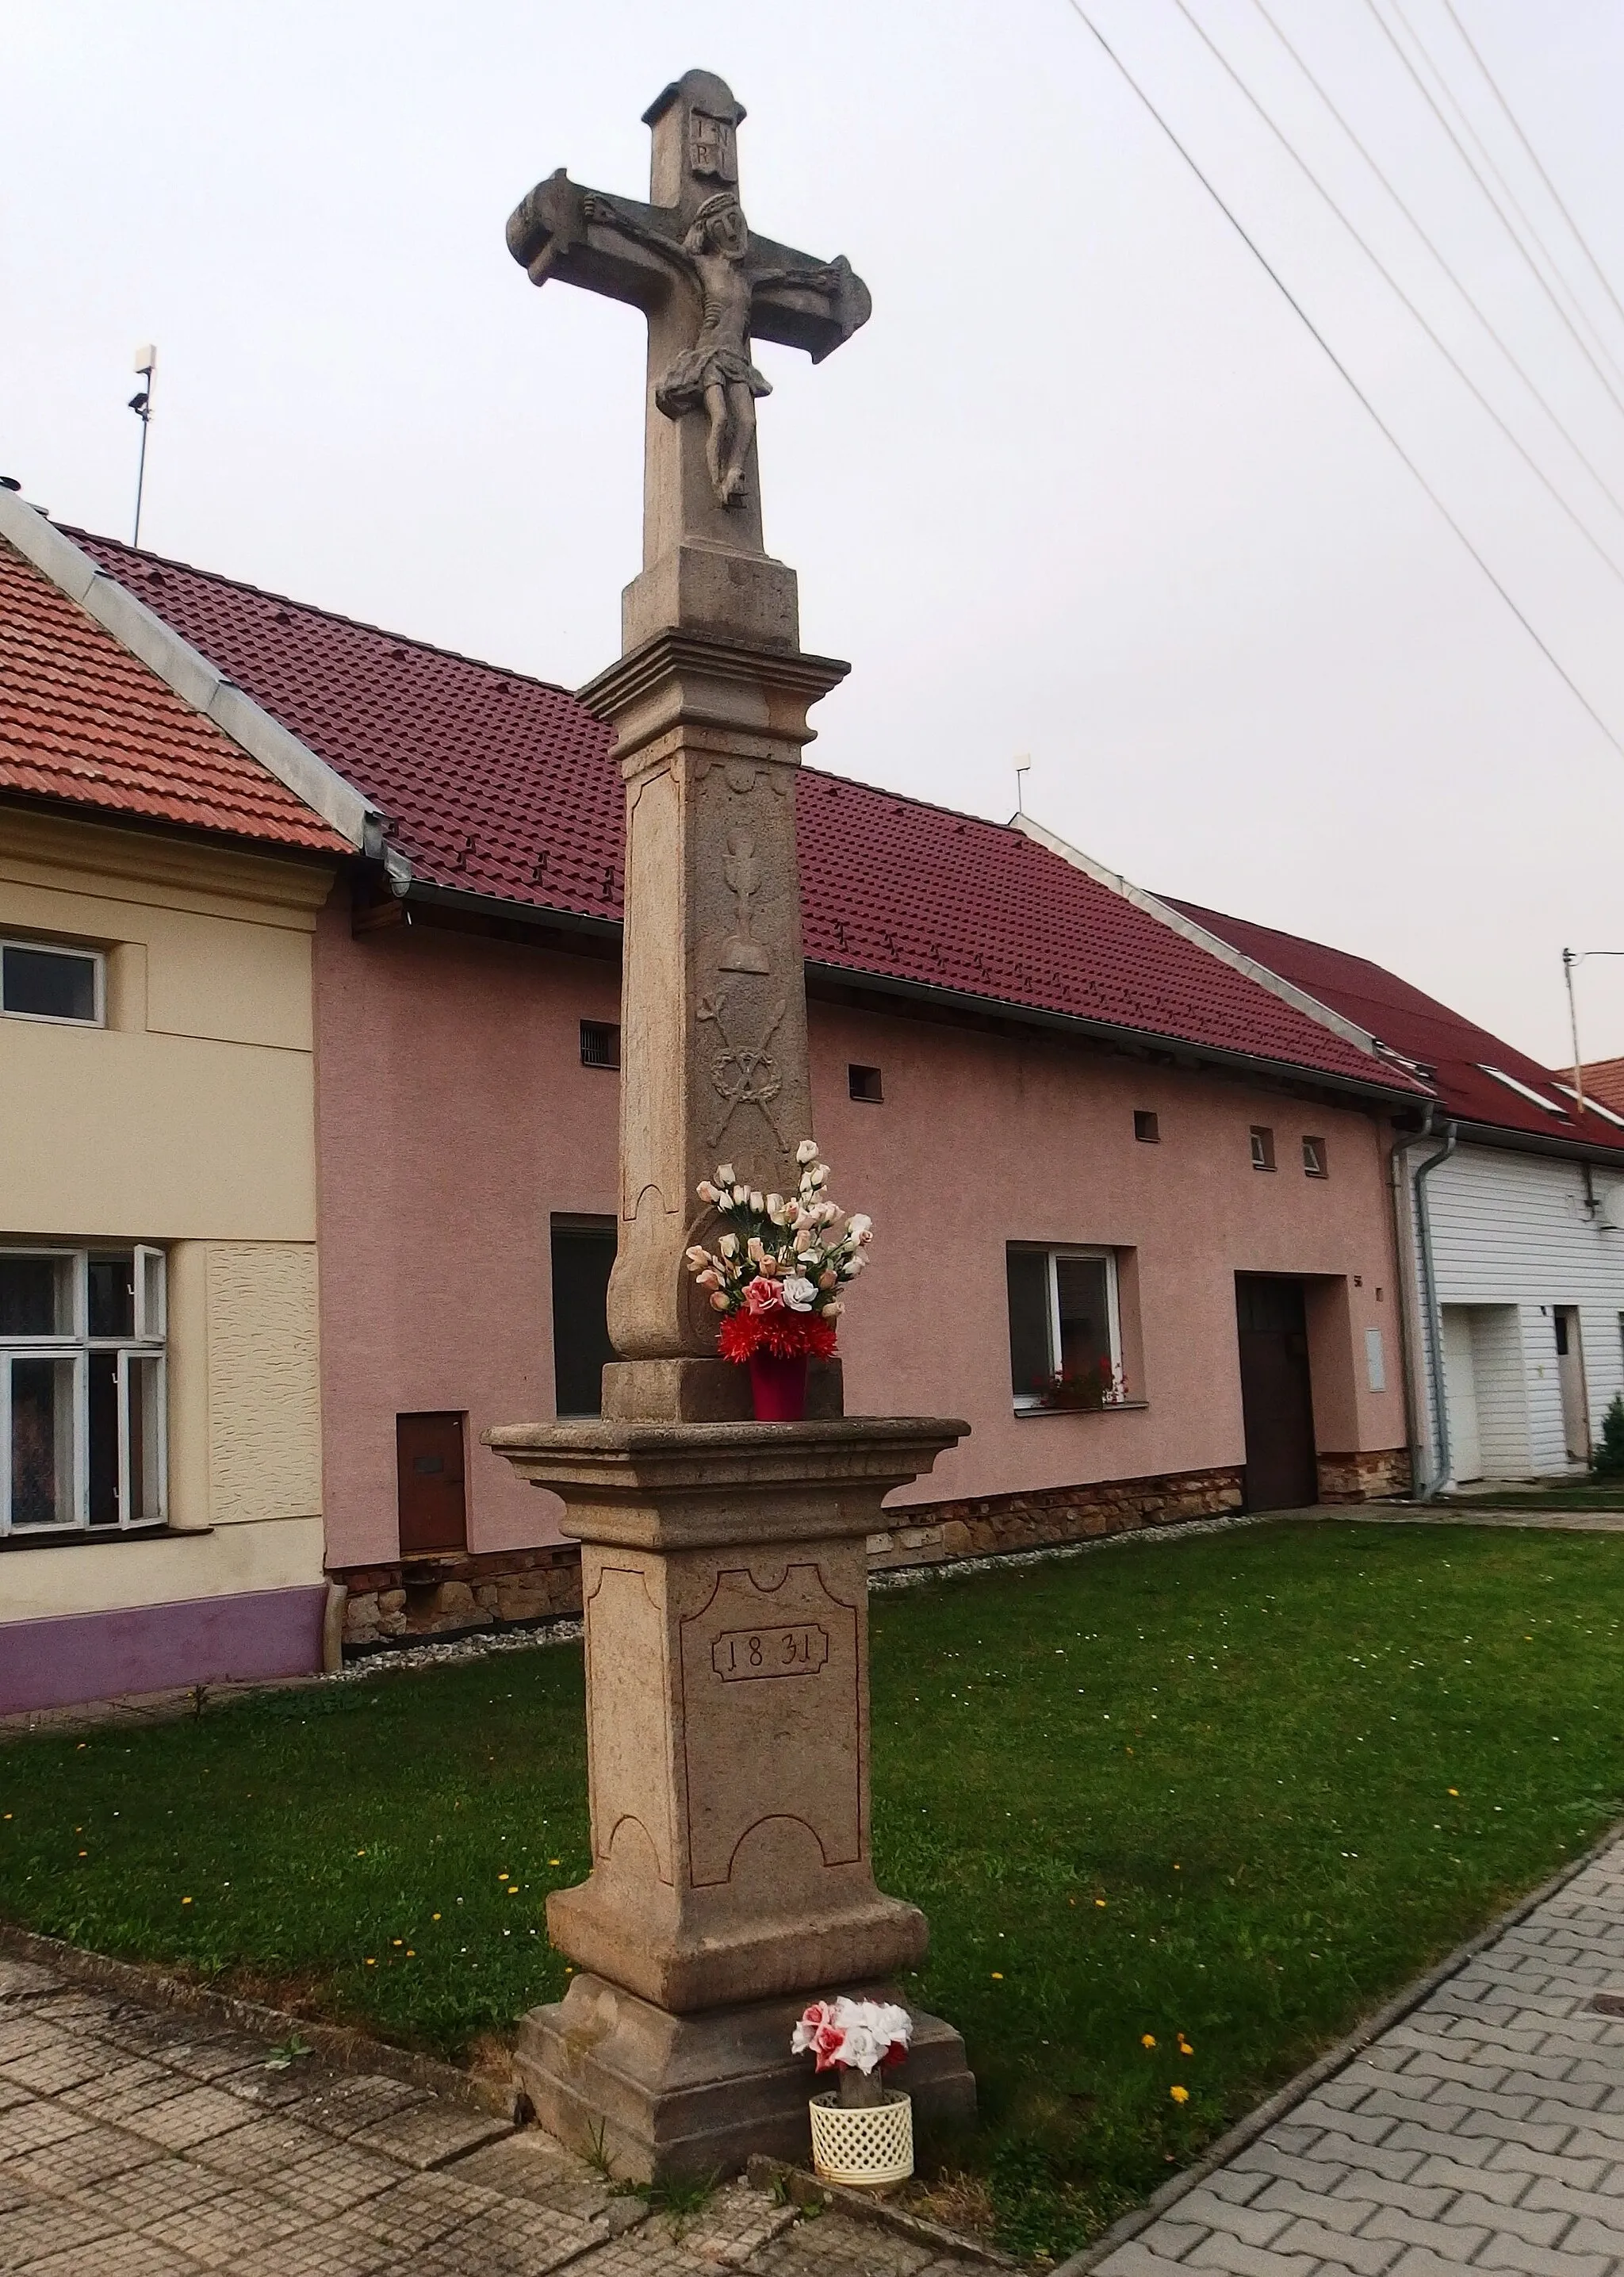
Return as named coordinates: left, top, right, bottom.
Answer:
left=519, top=1972, right=975, bottom=2183
left=485, top=1417, right=975, bottom=2182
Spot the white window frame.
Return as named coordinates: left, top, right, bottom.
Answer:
left=1553, top=1082, right=1624, bottom=1130
left=1478, top=1064, right=1566, bottom=1115
left=0, top=1244, right=167, bottom=1537
left=0, top=938, right=105, bottom=1028
left=1011, top=1244, right=1124, bottom=1414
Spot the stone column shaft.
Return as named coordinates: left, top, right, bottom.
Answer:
left=580, top=632, right=848, bottom=1401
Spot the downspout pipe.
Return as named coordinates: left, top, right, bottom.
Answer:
left=1413, top=1116, right=1459, bottom=1502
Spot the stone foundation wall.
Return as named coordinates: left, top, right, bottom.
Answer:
left=333, top=1448, right=1414, bottom=1650
left=865, top=1464, right=1246, bottom=1572
left=1316, top=1446, right=1412, bottom=1504
left=335, top=1545, right=584, bottom=1650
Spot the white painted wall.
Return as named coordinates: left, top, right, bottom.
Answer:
left=1402, top=1140, right=1624, bottom=1485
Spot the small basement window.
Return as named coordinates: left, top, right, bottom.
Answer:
left=1005, top=1244, right=1125, bottom=1412
left=580, top=1019, right=620, bottom=1071
left=1250, top=1125, right=1276, bottom=1171
left=1302, top=1136, right=1328, bottom=1178
left=2, top=939, right=102, bottom=1025
left=1134, top=1110, right=1160, bottom=1143
left=1, top=1245, right=167, bottom=1536
left=848, top=1064, right=883, bottom=1103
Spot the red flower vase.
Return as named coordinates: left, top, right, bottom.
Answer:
left=749, top=1350, right=810, bottom=1422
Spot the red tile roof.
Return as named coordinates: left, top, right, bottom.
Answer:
left=68, top=527, right=1418, bottom=1096
left=1174, top=899, right=1624, bottom=1156
left=0, top=536, right=347, bottom=857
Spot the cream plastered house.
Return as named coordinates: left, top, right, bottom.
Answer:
left=0, top=498, right=362, bottom=1712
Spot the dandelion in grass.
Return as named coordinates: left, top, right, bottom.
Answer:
left=1170, top=2084, right=1189, bottom=2104
left=1140, top=2034, right=1156, bottom=2049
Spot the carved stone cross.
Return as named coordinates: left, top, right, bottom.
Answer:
left=489, top=73, right=974, bottom=2183
left=507, top=69, right=870, bottom=653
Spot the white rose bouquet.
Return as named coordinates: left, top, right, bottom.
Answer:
left=791, top=1995, right=913, bottom=2108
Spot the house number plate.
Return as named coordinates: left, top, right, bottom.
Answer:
left=711, top=1623, right=829, bottom=1681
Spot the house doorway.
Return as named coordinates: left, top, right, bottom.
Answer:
left=396, top=1411, right=468, bottom=1555
left=1235, top=1275, right=1318, bottom=1510
left=1554, top=1308, right=1590, bottom=1463
left=1440, top=1309, right=1484, bottom=1482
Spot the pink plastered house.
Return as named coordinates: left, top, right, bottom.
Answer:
left=59, top=526, right=1438, bottom=1654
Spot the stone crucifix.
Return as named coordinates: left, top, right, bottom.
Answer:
left=506, top=71, right=875, bottom=1396
left=507, top=68, right=870, bottom=654
left=490, top=71, right=973, bottom=2182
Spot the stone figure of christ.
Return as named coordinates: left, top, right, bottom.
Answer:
left=583, top=189, right=845, bottom=508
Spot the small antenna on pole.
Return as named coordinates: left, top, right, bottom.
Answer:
left=1013, top=755, right=1031, bottom=818
left=129, top=344, right=157, bottom=549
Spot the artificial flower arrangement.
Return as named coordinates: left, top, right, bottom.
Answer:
left=791, top=1995, right=913, bottom=2109
left=684, top=1140, right=871, bottom=1416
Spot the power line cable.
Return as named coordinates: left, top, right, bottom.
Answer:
left=1053, top=0, right=1624, bottom=763
left=1362, top=0, right=1624, bottom=418
left=1438, top=0, right=1624, bottom=345
left=1245, top=0, right=1624, bottom=531
left=1389, top=0, right=1624, bottom=395
left=1168, top=0, right=1624, bottom=585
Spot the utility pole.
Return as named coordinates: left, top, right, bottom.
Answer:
left=129, top=344, right=156, bottom=549
left=1562, top=945, right=1624, bottom=1117
left=1564, top=949, right=1585, bottom=1115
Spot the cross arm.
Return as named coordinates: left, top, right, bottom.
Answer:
left=505, top=170, right=683, bottom=314
left=745, top=236, right=872, bottom=363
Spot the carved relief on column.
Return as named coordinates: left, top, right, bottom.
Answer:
left=584, top=1559, right=677, bottom=1886
left=688, top=748, right=809, bottom=1205
left=677, top=1562, right=862, bottom=1888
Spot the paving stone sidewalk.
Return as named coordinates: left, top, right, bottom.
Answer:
left=1089, top=1840, right=1624, bottom=2277
left=0, top=1949, right=979, bottom=2276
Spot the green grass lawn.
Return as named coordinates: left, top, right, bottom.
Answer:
left=3, top=1521, right=1621, bottom=2259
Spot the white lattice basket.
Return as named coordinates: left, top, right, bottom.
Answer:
left=808, top=2087, right=914, bottom=2187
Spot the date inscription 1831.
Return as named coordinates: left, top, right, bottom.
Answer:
left=711, top=1623, right=829, bottom=1681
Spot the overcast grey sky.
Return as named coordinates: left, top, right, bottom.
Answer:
left=5, top=1, right=1623, bottom=1066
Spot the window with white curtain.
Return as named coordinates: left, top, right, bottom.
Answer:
left=1, top=1246, right=167, bottom=1536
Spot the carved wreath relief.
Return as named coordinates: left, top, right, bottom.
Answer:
left=697, top=983, right=787, bottom=1147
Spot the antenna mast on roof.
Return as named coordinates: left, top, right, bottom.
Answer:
left=1013, top=755, right=1031, bottom=818
left=128, top=344, right=156, bottom=549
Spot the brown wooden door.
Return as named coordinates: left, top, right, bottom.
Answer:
left=1235, top=1276, right=1318, bottom=1511
left=396, top=1411, right=467, bottom=1555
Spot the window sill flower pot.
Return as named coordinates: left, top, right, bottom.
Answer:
left=807, top=2088, right=914, bottom=2187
